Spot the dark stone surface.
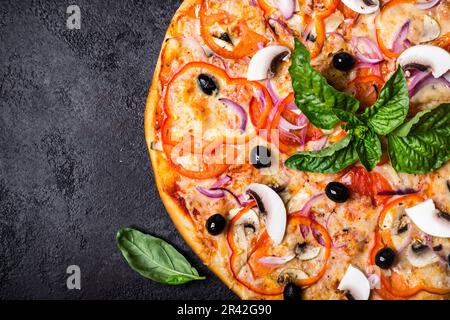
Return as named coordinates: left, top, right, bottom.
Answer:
left=0, top=0, right=236, bottom=299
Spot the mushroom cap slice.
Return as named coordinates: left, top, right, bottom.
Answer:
left=338, top=265, right=371, bottom=300
left=406, top=243, right=439, bottom=268
left=405, top=199, right=450, bottom=238
left=341, top=0, right=380, bottom=14
left=246, top=183, right=287, bottom=244
left=247, top=46, right=291, bottom=81
left=398, top=45, right=450, bottom=78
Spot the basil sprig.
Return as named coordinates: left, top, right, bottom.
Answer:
left=289, top=39, right=359, bottom=129
left=287, top=39, right=449, bottom=174
left=388, top=103, right=450, bottom=173
left=116, top=228, right=205, bottom=285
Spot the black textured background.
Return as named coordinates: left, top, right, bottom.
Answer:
left=0, top=0, right=235, bottom=299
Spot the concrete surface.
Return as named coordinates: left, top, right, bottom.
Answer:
left=0, top=0, right=236, bottom=299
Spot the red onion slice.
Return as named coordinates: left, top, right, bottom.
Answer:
left=312, top=136, right=328, bottom=151
left=299, top=193, right=326, bottom=220
left=406, top=69, right=431, bottom=96
left=311, top=228, right=326, bottom=247
left=258, top=254, right=296, bottom=266
left=196, top=175, right=232, bottom=198
left=412, top=74, right=450, bottom=97
left=211, top=187, right=246, bottom=206
left=299, top=224, right=310, bottom=239
left=377, top=188, right=418, bottom=196
left=219, top=98, right=248, bottom=133
left=350, top=37, right=384, bottom=64
left=392, top=21, right=411, bottom=54
left=277, top=0, right=295, bottom=20
left=266, top=79, right=281, bottom=105
left=416, top=0, right=441, bottom=9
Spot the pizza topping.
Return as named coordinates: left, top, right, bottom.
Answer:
left=332, top=52, right=356, bottom=71
left=416, top=15, right=441, bottom=43
left=197, top=73, right=219, bottom=95
left=219, top=98, right=248, bottom=132
left=350, top=37, right=384, bottom=64
left=337, top=264, right=371, bottom=300
left=283, top=282, right=303, bottom=300
left=206, top=213, right=227, bottom=235
left=398, top=45, right=450, bottom=78
left=196, top=174, right=232, bottom=198
left=325, top=182, right=350, bottom=203
left=250, top=145, right=272, bottom=169
left=375, top=247, right=397, bottom=269
left=404, top=199, right=450, bottom=238
left=295, top=242, right=321, bottom=260
left=341, top=0, right=379, bottom=14
left=258, top=254, right=296, bottom=266
left=247, top=45, right=291, bottom=81
left=416, top=0, right=441, bottom=10
left=406, top=241, right=439, bottom=267
left=277, top=0, right=295, bottom=20
left=246, top=183, right=287, bottom=244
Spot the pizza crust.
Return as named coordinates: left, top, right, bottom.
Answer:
left=144, top=0, right=268, bottom=300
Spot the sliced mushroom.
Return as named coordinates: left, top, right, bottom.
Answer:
left=398, top=45, right=450, bottom=78
left=417, top=15, right=441, bottom=43
left=337, top=265, right=371, bottom=300
left=246, top=183, right=287, bottom=244
left=277, top=268, right=309, bottom=284
left=405, top=199, right=450, bottom=238
left=295, top=243, right=321, bottom=260
left=247, top=46, right=291, bottom=81
left=406, top=241, right=439, bottom=267
left=230, top=208, right=260, bottom=248
left=341, top=0, right=380, bottom=14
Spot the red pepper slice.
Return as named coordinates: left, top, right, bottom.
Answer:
left=200, top=0, right=270, bottom=59
left=161, top=62, right=272, bottom=179
left=227, top=206, right=331, bottom=296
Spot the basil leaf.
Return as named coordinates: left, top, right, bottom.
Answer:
left=363, top=67, right=409, bottom=135
left=388, top=104, right=450, bottom=173
left=355, top=129, right=382, bottom=171
left=289, top=39, right=359, bottom=129
left=285, top=135, right=358, bottom=173
left=116, top=228, right=205, bottom=285
left=392, top=109, right=432, bottom=137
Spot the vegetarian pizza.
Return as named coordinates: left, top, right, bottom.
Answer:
left=144, top=0, right=450, bottom=300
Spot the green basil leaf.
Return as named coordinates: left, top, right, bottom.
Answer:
left=393, top=109, right=432, bottom=137
left=285, top=135, right=358, bottom=173
left=116, top=228, right=205, bottom=285
left=363, top=67, right=409, bottom=135
left=289, top=39, right=359, bottom=129
left=355, top=129, right=382, bottom=171
left=388, top=104, right=450, bottom=173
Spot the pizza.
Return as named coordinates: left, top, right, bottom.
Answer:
left=144, top=0, right=450, bottom=300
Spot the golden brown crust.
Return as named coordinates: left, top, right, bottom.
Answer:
left=144, top=0, right=260, bottom=300
left=145, top=0, right=450, bottom=300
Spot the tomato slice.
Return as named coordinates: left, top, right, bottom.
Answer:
left=369, top=195, right=450, bottom=299
left=348, top=75, right=385, bottom=109
left=200, top=0, right=270, bottom=59
left=227, top=207, right=331, bottom=296
left=339, top=166, right=393, bottom=205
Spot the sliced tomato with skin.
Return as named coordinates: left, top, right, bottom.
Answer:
left=227, top=206, right=331, bottom=296
left=348, top=75, right=384, bottom=110
left=339, top=166, right=393, bottom=206
left=200, top=0, right=270, bottom=59
left=369, top=195, right=450, bottom=299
